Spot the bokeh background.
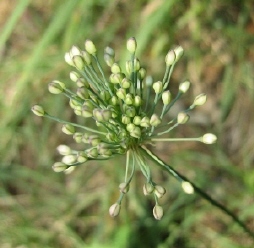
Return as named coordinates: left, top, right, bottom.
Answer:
left=1, top=0, right=254, bottom=247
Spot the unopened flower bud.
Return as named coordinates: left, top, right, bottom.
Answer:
left=121, top=78, right=131, bottom=89
left=134, top=95, right=142, bottom=107
left=153, top=81, right=163, bottom=94
left=201, top=133, right=217, bottom=144
left=57, top=145, right=72, bottom=155
left=48, top=80, right=65, bottom=94
left=138, top=67, right=146, bottom=80
left=77, top=152, right=88, bottom=163
left=109, top=203, right=121, bottom=217
left=179, top=80, right=191, bottom=93
left=177, top=112, right=189, bottom=124
left=52, top=162, right=68, bottom=172
left=85, top=39, right=97, bottom=54
left=72, top=55, right=85, bottom=70
left=174, top=46, right=184, bottom=62
left=62, top=155, right=76, bottom=165
left=64, top=52, right=74, bottom=66
left=153, top=205, right=164, bottom=220
left=62, top=124, right=75, bottom=135
left=125, top=106, right=136, bottom=117
left=126, top=123, right=135, bottom=132
left=82, top=50, right=92, bottom=65
left=122, top=115, right=131, bottom=124
left=119, top=182, right=129, bottom=194
left=111, top=63, right=121, bottom=74
left=88, top=135, right=101, bottom=146
left=165, top=50, right=176, bottom=66
left=70, top=45, right=81, bottom=57
left=116, top=88, right=126, bottom=100
left=134, top=58, right=141, bottom=71
left=70, top=71, right=80, bottom=82
left=125, top=94, right=133, bottom=105
left=182, top=181, right=194, bottom=194
left=127, top=37, right=137, bottom=54
left=77, top=87, right=89, bottom=100
left=154, top=185, right=166, bottom=198
left=150, top=114, right=161, bottom=127
left=133, top=116, right=141, bottom=125
left=162, top=90, right=171, bottom=105
left=193, top=93, right=207, bottom=106
left=86, top=147, right=98, bottom=158
left=104, top=53, right=114, bottom=67
left=140, top=116, right=150, bottom=127
left=73, top=132, right=83, bottom=143
left=143, top=183, right=154, bottom=195
left=31, top=105, right=45, bottom=116
left=130, top=126, right=141, bottom=139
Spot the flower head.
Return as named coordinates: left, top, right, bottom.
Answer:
left=32, top=37, right=216, bottom=220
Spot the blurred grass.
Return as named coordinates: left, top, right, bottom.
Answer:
left=0, top=0, right=254, bottom=247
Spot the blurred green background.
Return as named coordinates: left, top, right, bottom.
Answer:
left=0, top=0, right=254, bottom=247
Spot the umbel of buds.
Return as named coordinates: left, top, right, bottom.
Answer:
left=32, top=37, right=217, bottom=221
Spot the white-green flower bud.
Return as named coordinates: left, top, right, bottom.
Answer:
left=177, top=112, right=190, bottom=124
left=48, top=80, right=65, bottom=94
left=77, top=87, right=89, bottom=100
left=82, top=105, right=93, bottom=118
left=109, top=203, right=121, bottom=217
left=70, top=45, right=82, bottom=57
left=143, top=182, right=154, bottom=195
left=111, top=63, right=121, bottom=74
left=174, top=46, right=184, bottom=62
left=88, top=135, right=101, bottom=146
left=126, top=123, right=135, bottom=132
left=130, top=126, right=141, bottom=139
left=57, top=145, right=72, bottom=155
left=110, top=96, right=119, bottom=105
left=116, top=88, right=126, bottom=100
left=52, top=162, right=68, bottom=172
left=181, top=181, right=194, bottom=194
left=62, top=155, right=76, bottom=165
left=73, top=132, right=83, bottom=143
left=104, top=53, right=115, bottom=67
left=121, top=78, right=131, bottom=89
left=133, top=116, right=141, bottom=125
left=64, top=166, right=76, bottom=174
left=125, top=60, right=132, bottom=75
left=179, top=80, right=191, bottom=93
left=84, top=39, right=97, bottom=54
left=165, top=50, right=176, bottom=66
left=86, top=147, right=98, bottom=158
left=77, top=152, right=88, bottom=163
left=162, top=90, right=171, bottom=105
left=153, top=205, right=163, bottom=220
left=201, top=133, right=217, bottom=144
left=134, top=95, right=142, bottom=107
left=193, top=93, right=207, bottom=106
left=150, top=114, right=161, bottom=127
left=125, top=93, right=133, bottom=105
left=140, top=116, right=150, bottom=127
left=100, top=91, right=111, bottom=101
left=119, top=182, right=129, bottom=194
left=74, top=109, right=82, bottom=116
left=153, top=81, right=163, bottom=94
left=125, top=106, right=136, bottom=117
left=127, top=37, right=137, bottom=54
left=154, top=185, right=166, bottom=198
left=104, top=46, right=115, bottom=57
left=82, top=50, right=92, bottom=65
left=69, top=99, right=82, bottom=111
left=62, top=124, right=75, bottom=135
left=122, top=115, right=131, bottom=124
left=64, top=52, right=75, bottom=66
left=70, top=71, right=80, bottom=82
left=138, top=67, right=146, bottom=80
left=97, top=144, right=112, bottom=157
left=134, top=58, right=141, bottom=71
left=31, top=105, right=45, bottom=116
left=72, top=55, right=85, bottom=70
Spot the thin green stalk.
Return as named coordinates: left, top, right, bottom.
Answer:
left=140, top=145, right=254, bottom=240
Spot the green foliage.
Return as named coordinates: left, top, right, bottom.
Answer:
left=0, top=0, right=254, bottom=247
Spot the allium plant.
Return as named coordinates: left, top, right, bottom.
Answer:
left=32, top=37, right=253, bottom=237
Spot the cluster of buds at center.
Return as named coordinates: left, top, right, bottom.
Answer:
left=32, top=37, right=217, bottom=220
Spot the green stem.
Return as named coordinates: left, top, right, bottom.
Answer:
left=140, top=145, right=254, bottom=239
left=44, top=113, right=106, bottom=135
